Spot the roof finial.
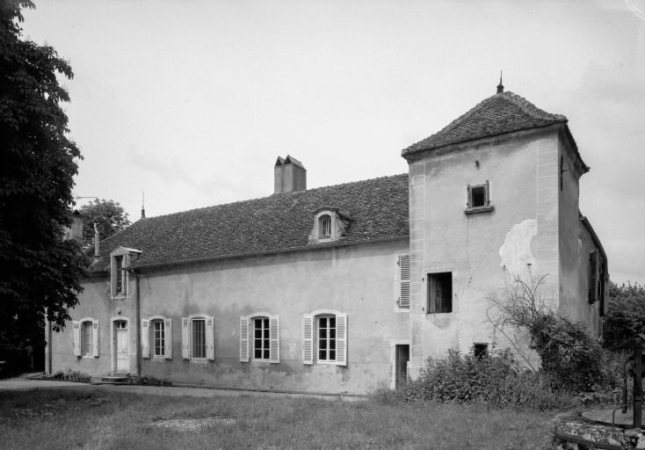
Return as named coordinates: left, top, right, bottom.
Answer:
left=141, top=191, right=146, bottom=219
left=496, top=71, right=504, bottom=94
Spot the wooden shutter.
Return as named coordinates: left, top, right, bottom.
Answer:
left=302, top=314, right=313, bottom=365
left=72, top=321, right=81, bottom=356
left=181, top=317, right=190, bottom=359
left=467, top=184, right=472, bottom=208
left=335, top=313, right=348, bottom=366
left=92, top=320, right=100, bottom=357
left=484, top=180, right=490, bottom=206
left=240, top=316, right=250, bottom=362
left=141, top=319, right=150, bottom=359
left=588, top=252, right=599, bottom=304
left=164, top=318, right=172, bottom=359
left=269, top=316, right=280, bottom=363
left=399, top=255, right=411, bottom=308
left=206, top=317, right=215, bottom=361
left=428, top=276, right=437, bottom=314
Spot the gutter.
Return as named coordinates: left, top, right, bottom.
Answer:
left=89, top=234, right=409, bottom=275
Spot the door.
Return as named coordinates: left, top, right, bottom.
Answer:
left=114, top=320, right=130, bottom=373
left=395, top=344, right=410, bottom=390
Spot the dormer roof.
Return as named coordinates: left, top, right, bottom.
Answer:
left=402, top=91, right=570, bottom=157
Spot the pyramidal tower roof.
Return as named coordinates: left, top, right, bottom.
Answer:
left=402, top=90, right=569, bottom=157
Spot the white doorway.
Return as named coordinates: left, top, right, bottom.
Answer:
left=113, top=320, right=130, bottom=374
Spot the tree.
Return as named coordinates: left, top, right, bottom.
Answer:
left=603, top=282, right=645, bottom=349
left=0, top=0, right=87, bottom=368
left=79, top=199, right=131, bottom=247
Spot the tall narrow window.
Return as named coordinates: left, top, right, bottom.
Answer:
left=319, top=214, right=332, bottom=238
left=81, top=321, right=93, bottom=356
left=428, top=272, right=453, bottom=314
left=153, top=320, right=165, bottom=357
left=318, top=316, right=336, bottom=362
left=254, top=318, right=270, bottom=360
left=115, top=255, right=124, bottom=294
left=398, top=255, right=411, bottom=308
left=192, top=319, right=206, bottom=358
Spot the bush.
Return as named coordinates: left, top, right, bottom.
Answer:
left=603, top=282, right=645, bottom=349
left=405, top=349, right=574, bottom=410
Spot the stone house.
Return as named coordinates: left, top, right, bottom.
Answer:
left=46, top=85, right=608, bottom=394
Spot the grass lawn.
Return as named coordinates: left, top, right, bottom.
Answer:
left=0, top=387, right=554, bottom=449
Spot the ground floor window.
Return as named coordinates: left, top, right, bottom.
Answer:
left=239, top=314, right=280, bottom=363
left=182, top=315, right=214, bottom=361
left=72, top=318, right=99, bottom=358
left=302, top=311, right=347, bottom=366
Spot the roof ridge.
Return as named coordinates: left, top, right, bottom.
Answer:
left=139, top=173, right=409, bottom=221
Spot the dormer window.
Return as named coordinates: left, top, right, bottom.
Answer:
left=110, top=247, right=142, bottom=299
left=319, top=214, right=332, bottom=238
left=309, top=208, right=348, bottom=244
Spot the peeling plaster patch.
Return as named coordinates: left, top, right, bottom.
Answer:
left=499, top=219, right=537, bottom=279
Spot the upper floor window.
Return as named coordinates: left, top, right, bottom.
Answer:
left=319, top=214, right=332, bottom=238
left=110, top=247, right=141, bottom=299
left=72, top=318, right=99, bottom=358
left=309, top=209, right=347, bottom=244
left=302, top=311, right=347, bottom=366
left=396, top=254, right=411, bottom=310
left=428, top=272, right=452, bottom=314
left=465, top=181, right=494, bottom=214
left=239, top=314, right=280, bottom=363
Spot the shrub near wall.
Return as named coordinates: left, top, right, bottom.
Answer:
left=405, top=350, right=572, bottom=411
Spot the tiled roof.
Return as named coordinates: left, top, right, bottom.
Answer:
left=402, top=91, right=568, bottom=156
left=90, top=174, right=409, bottom=272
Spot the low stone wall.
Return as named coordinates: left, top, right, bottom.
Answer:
left=552, top=412, right=645, bottom=449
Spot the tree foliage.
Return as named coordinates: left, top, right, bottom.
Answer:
left=488, top=277, right=604, bottom=391
left=0, top=0, right=87, bottom=355
left=603, top=282, right=645, bottom=349
left=79, top=199, right=131, bottom=247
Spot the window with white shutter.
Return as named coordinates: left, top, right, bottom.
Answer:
left=303, top=311, right=347, bottom=366
left=182, top=315, right=214, bottom=361
left=240, top=314, right=280, bottom=363
left=73, top=318, right=99, bottom=357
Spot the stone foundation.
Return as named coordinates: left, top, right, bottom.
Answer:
left=552, top=411, right=645, bottom=449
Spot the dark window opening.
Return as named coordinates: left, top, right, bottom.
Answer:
left=428, top=272, right=452, bottom=314
left=115, top=255, right=124, bottom=294
left=319, top=215, right=332, bottom=238
left=471, top=186, right=486, bottom=207
left=254, top=318, right=270, bottom=360
left=473, top=343, right=488, bottom=359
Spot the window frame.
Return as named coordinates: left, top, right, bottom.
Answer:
left=302, top=310, right=347, bottom=366
left=465, top=181, right=494, bottom=214
left=240, top=313, right=280, bottom=363
left=309, top=209, right=347, bottom=244
left=109, top=247, right=141, bottom=299
left=319, top=214, right=332, bottom=238
left=142, top=316, right=173, bottom=360
left=427, top=272, right=453, bottom=314
left=73, top=318, right=99, bottom=358
left=181, top=315, right=214, bottom=361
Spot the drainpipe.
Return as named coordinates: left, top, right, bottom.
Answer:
left=134, top=269, right=141, bottom=378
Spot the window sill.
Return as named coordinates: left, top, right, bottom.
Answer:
left=187, top=358, right=209, bottom=364
left=464, top=205, right=494, bottom=215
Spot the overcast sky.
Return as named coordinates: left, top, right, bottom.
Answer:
left=21, top=0, right=645, bottom=285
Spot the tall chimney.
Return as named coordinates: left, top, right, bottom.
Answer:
left=274, top=155, right=306, bottom=194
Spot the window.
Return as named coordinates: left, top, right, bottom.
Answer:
left=181, top=316, right=214, bottom=361
left=302, top=311, right=347, bottom=366
left=428, top=272, right=452, bottom=314
left=240, top=314, right=279, bottom=363
left=309, top=209, right=347, bottom=244
left=396, top=254, right=411, bottom=309
left=82, top=321, right=93, bottom=356
left=588, top=251, right=606, bottom=307
left=72, top=318, right=99, bottom=357
left=192, top=319, right=206, bottom=358
left=473, top=343, right=489, bottom=359
left=319, top=214, right=332, bottom=238
left=142, top=317, right=172, bottom=359
left=465, top=181, right=493, bottom=214
left=110, top=247, right=141, bottom=298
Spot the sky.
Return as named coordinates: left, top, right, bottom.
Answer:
left=20, top=0, right=645, bottom=285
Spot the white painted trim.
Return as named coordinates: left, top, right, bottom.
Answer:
left=109, top=316, right=130, bottom=374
